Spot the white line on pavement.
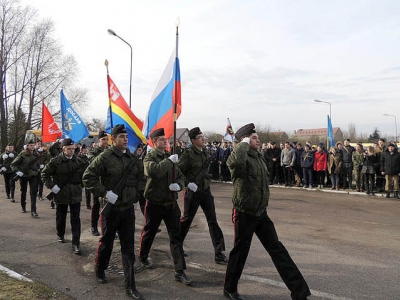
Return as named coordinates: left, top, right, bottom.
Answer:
left=188, top=262, right=353, bottom=300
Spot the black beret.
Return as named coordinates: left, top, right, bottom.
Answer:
left=81, top=144, right=87, bottom=149
left=111, top=124, right=127, bottom=135
left=189, top=127, right=202, bottom=139
left=345, top=138, right=350, bottom=142
left=136, top=143, right=144, bottom=149
left=27, top=140, right=35, bottom=145
left=150, top=128, right=165, bottom=139
left=7, top=142, right=13, bottom=146
left=98, top=130, right=108, bottom=139
left=61, top=138, right=74, bottom=147
left=388, top=143, right=396, bottom=148
left=235, top=123, right=256, bottom=140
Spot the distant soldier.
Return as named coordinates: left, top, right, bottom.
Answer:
left=0, top=143, right=18, bottom=202
left=41, top=138, right=87, bottom=255
left=11, top=140, right=40, bottom=217
left=35, top=140, right=50, bottom=201
left=86, top=130, right=109, bottom=236
left=78, top=144, right=91, bottom=209
left=83, top=124, right=144, bottom=300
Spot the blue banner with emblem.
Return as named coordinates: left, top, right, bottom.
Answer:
left=60, top=89, right=89, bottom=143
left=327, top=115, right=335, bottom=146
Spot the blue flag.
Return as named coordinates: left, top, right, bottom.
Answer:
left=60, top=89, right=89, bottom=143
left=327, top=115, right=335, bottom=146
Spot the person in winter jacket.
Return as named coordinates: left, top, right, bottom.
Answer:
left=327, top=147, right=342, bottom=190
left=301, top=144, right=314, bottom=188
left=380, top=143, right=400, bottom=198
left=314, top=145, right=328, bottom=189
left=362, top=146, right=378, bottom=195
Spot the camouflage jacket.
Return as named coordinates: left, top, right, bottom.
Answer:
left=227, top=142, right=270, bottom=216
left=82, top=146, right=144, bottom=211
left=178, top=146, right=211, bottom=191
left=87, top=146, right=107, bottom=164
left=0, top=151, right=18, bottom=174
left=41, top=153, right=87, bottom=204
left=144, top=148, right=184, bottom=206
left=11, top=149, right=40, bottom=178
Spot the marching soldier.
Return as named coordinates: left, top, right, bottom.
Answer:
left=36, top=140, right=50, bottom=201
left=178, top=127, right=227, bottom=264
left=86, top=130, right=109, bottom=236
left=41, top=138, right=87, bottom=255
left=11, top=140, right=40, bottom=217
left=0, top=143, right=18, bottom=202
left=136, top=128, right=191, bottom=285
left=83, top=124, right=144, bottom=300
left=224, top=123, right=311, bottom=300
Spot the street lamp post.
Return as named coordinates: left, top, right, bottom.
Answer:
left=314, top=99, right=332, bottom=149
left=383, top=114, right=398, bottom=143
left=107, top=29, right=133, bottom=108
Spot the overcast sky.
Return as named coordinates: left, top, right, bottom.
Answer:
left=22, top=0, right=400, bottom=139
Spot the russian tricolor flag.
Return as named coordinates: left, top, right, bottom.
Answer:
left=143, top=48, right=181, bottom=145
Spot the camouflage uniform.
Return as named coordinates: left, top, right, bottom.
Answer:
left=352, top=149, right=364, bottom=191
left=11, top=149, right=40, bottom=214
left=42, top=152, right=86, bottom=247
left=224, top=140, right=310, bottom=299
left=178, top=146, right=226, bottom=257
left=0, top=149, right=18, bottom=200
left=86, top=145, right=107, bottom=233
left=82, top=145, right=143, bottom=292
left=36, top=149, right=50, bottom=200
left=137, top=148, right=186, bottom=272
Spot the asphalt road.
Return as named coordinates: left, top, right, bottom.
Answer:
left=0, top=182, right=399, bottom=300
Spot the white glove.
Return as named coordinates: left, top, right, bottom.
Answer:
left=37, top=147, right=43, bottom=152
left=8, top=153, right=14, bottom=158
left=51, top=185, right=61, bottom=194
left=105, top=190, right=118, bottom=204
left=168, top=154, right=179, bottom=163
left=2, top=154, right=8, bottom=159
left=169, top=183, right=181, bottom=191
left=242, top=137, right=250, bottom=144
left=188, top=182, right=198, bottom=192
left=16, top=171, right=24, bottom=177
left=40, top=164, right=45, bottom=169
left=1, top=167, right=6, bottom=172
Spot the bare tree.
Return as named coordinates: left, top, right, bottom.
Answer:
left=1, top=0, right=89, bottom=150
left=0, top=0, right=35, bottom=150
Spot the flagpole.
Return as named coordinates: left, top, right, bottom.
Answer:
left=172, top=18, right=180, bottom=155
left=105, top=59, right=113, bottom=128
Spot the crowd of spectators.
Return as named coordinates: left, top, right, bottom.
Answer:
left=180, top=137, right=400, bottom=199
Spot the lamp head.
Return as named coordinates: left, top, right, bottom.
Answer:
left=314, top=99, right=322, bottom=103
left=107, top=29, right=117, bottom=36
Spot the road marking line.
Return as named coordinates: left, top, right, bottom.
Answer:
left=188, top=262, right=353, bottom=300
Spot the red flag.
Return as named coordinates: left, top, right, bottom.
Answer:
left=41, top=102, right=61, bottom=142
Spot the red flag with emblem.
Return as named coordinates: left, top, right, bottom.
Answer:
left=41, top=102, right=62, bottom=142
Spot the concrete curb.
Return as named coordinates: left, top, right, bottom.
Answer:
left=0, top=263, right=33, bottom=282
left=269, top=184, right=388, bottom=197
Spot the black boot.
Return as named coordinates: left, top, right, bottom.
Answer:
left=386, top=192, right=390, bottom=198
left=395, top=191, right=399, bottom=199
